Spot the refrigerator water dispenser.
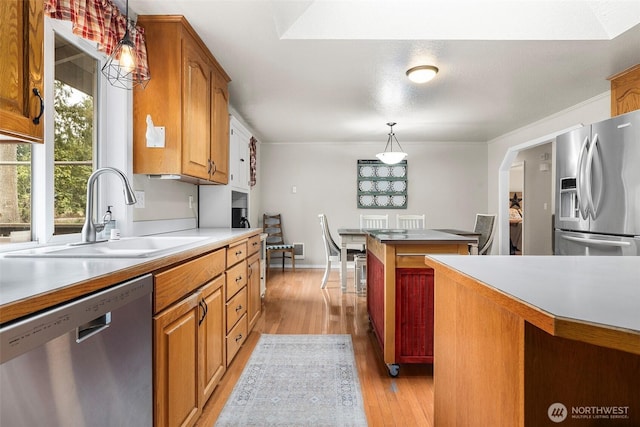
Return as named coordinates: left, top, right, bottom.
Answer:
left=559, top=177, right=579, bottom=220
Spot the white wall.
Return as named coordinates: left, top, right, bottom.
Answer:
left=487, top=92, right=611, bottom=253
left=259, top=140, right=487, bottom=267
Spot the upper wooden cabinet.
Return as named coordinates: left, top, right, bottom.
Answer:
left=609, top=64, right=640, bottom=117
left=0, top=0, right=44, bottom=143
left=133, top=16, right=230, bottom=184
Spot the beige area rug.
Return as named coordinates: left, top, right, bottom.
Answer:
left=215, top=334, right=368, bottom=427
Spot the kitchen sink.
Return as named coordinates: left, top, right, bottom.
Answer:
left=4, top=236, right=210, bottom=258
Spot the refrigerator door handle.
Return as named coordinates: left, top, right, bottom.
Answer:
left=560, top=234, right=631, bottom=247
left=585, top=133, right=601, bottom=219
left=576, top=134, right=590, bottom=220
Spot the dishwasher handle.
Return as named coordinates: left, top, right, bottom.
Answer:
left=76, top=312, right=112, bottom=343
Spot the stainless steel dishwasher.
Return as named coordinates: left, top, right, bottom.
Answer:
left=0, top=274, right=153, bottom=427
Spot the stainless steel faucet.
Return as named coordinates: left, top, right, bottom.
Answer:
left=80, top=167, right=137, bottom=244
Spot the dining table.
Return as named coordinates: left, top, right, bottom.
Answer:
left=337, top=228, right=480, bottom=291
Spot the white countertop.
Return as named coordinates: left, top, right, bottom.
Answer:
left=428, top=255, right=640, bottom=334
left=0, top=228, right=259, bottom=312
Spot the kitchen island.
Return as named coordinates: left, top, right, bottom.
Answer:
left=425, top=255, right=640, bottom=427
left=365, top=229, right=475, bottom=376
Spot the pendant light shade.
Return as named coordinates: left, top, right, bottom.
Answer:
left=101, top=0, right=150, bottom=89
left=376, top=122, right=407, bottom=165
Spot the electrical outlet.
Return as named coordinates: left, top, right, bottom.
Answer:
left=134, top=190, right=145, bottom=208
left=189, top=195, right=194, bottom=209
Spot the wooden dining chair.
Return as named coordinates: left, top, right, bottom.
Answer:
left=396, top=214, right=426, bottom=229
left=263, top=213, right=295, bottom=277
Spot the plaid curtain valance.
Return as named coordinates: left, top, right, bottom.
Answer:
left=44, top=0, right=150, bottom=82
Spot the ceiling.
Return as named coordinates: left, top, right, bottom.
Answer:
left=127, top=0, right=640, bottom=144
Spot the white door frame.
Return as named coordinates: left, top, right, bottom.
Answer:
left=497, top=125, right=582, bottom=255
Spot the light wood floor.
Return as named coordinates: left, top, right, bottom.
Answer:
left=196, top=268, right=435, bottom=426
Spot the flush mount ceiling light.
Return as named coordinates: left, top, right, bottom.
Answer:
left=406, top=65, right=439, bottom=83
left=376, top=122, right=407, bottom=165
left=101, top=0, right=150, bottom=89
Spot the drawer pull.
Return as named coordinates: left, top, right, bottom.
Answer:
left=235, top=334, right=243, bottom=342
left=252, top=241, right=258, bottom=247
left=235, top=304, right=243, bottom=312
left=235, top=250, right=243, bottom=256
left=235, top=276, right=243, bottom=282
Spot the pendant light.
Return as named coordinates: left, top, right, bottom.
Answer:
left=376, top=122, right=407, bottom=165
left=101, top=0, right=150, bottom=89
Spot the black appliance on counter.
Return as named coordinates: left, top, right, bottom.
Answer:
left=232, top=207, right=250, bottom=228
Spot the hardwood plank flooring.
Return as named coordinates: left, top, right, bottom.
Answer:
left=196, top=268, right=434, bottom=426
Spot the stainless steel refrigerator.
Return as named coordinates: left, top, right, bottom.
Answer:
left=555, top=109, right=640, bottom=255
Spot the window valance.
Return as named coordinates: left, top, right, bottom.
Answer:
left=44, top=0, right=150, bottom=82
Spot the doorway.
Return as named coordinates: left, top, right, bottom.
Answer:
left=508, top=162, right=524, bottom=255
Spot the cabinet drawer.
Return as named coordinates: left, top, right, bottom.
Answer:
left=226, top=287, right=247, bottom=333
left=247, top=234, right=261, bottom=256
left=226, top=260, right=247, bottom=300
left=154, top=249, right=226, bottom=313
left=226, top=314, right=247, bottom=366
left=227, top=241, right=247, bottom=267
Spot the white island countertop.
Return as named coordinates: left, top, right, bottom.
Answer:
left=425, top=255, right=640, bottom=354
left=0, top=228, right=261, bottom=324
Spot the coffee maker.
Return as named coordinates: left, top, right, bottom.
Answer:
left=232, top=207, right=250, bottom=228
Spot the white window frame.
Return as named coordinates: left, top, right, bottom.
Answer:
left=28, top=17, right=132, bottom=247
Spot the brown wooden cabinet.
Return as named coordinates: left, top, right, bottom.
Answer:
left=133, top=16, right=230, bottom=184
left=154, top=292, right=201, bottom=427
left=609, top=64, right=640, bottom=117
left=0, top=0, right=44, bottom=143
left=153, top=249, right=226, bottom=427
left=198, top=275, right=226, bottom=408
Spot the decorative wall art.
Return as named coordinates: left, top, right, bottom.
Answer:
left=357, top=159, right=407, bottom=209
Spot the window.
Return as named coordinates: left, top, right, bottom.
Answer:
left=0, top=21, right=106, bottom=248
left=53, top=36, right=97, bottom=236
left=0, top=144, right=31, bottom=244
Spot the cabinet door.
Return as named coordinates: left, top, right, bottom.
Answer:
left=395, top=268, right=435, bottom=364
left=229, top=121, right=250, bottom=191
left=210, top=71, right=229, bottom=184
left=199, top=275, right=226, bottom=404
left=182, top=39, right=212, bottom=180
left=610, top=65, right=640, bottom=116
left=154, top=293, right=201, bottom=427
left=247, top=253, right=261, bottom=331
left=0, top=0, right=44, bottom=143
